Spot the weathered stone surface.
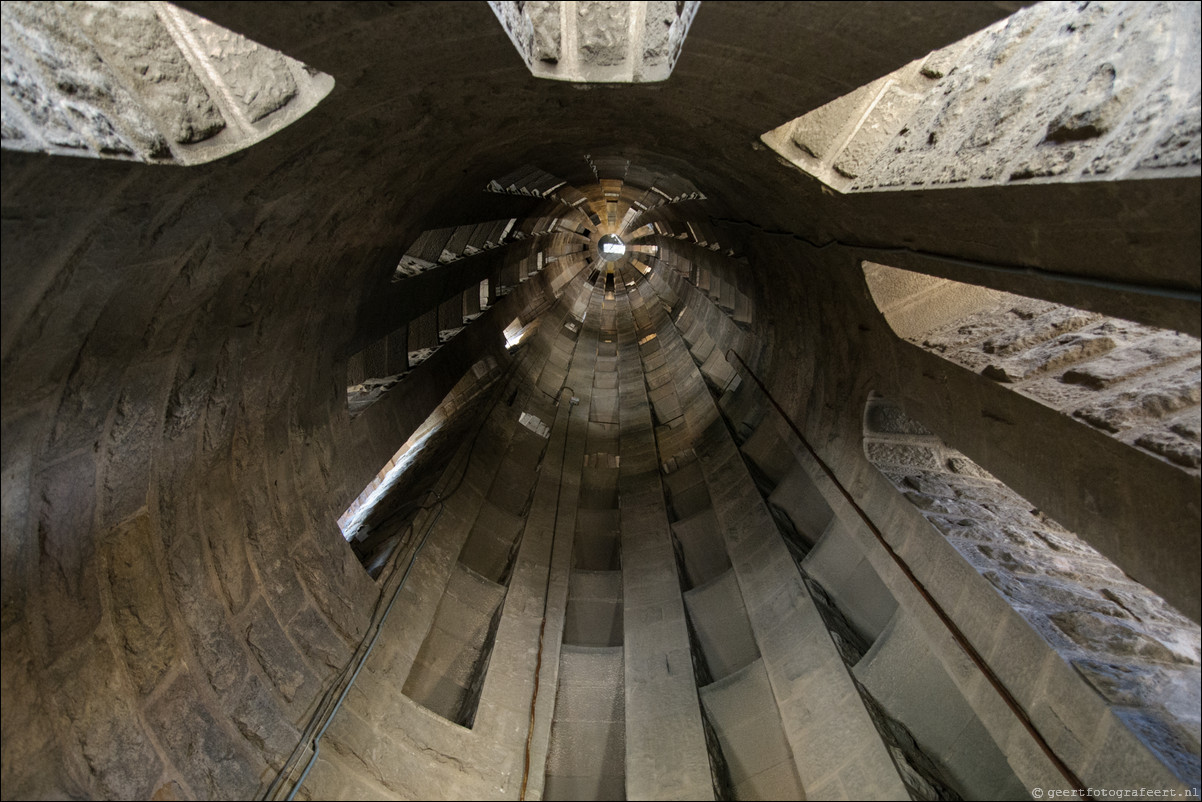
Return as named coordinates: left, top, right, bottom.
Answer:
left=65, top=1, right=224, bottom=146
left=1, top=99, right=27, bottom=143
left=983, top=332, right=1118, bottom=383
left=979, top=306, right=1100, bottom=357
left=37, top=452, right=102, bottom=661
left=900, top=472, right=954, bottom=498
left=1, top=410, right=40, bottom=624
left=1073, top=658, right=1201, bottom=713
left=230, top=673, right=300, bottom=764
left=835, top=84, right=923, bottom=180
left=244, top=597, right=316, bottom=703
left=1060, top=337, right=1200, bottom=390
left=107, top=512, right=177, bottom=695
left=4, top=2, right=175, bottom=155
left=184, top=14, right=297, bottom=123
left=527, top=1, right=561, bottom=64
left=866, top=402, right=934, bottom=435
left=641, top=1, right=677, bottom=64
left=1113, top=709, right=1202, bottom=788
left=287, top=603, right=354, bottom=673
left=790, top=80, right=880, bottom=160
left=1073, top=365, right=1201, bottom=433
left=1051, top=610, right=1193, bottom=663
left=921, top=319, right=1009, bottom=354
left=1137, top=91, right=1202, bottom=170
left=160, top=497, right=249, bottom=697
left=147, top=672, right=260, bottom=799
left=1135, top=421, right=1202, bottom=469
left=49, top=637, right=163, bottom=799
left=1086, top=81, right=1174, bottom=175
left=199, top=465, right=255, bottom=616
left=772, top=2, right=1201, bottom=192
left=0, top=625, right=85, bottom=799
left=904, top=279, right=1201, bottom=478
left=2, top=31, right=89, bottom=150
left=864, top=441, right=942, bottom=470
left=4, top=1, right=333, bottom=161
left=577, top=1, right=627, bottom=67
left=864, top=398, right=1199, bottom=789
left=1008, top=144, right=1080, bottom=181
left=946, top=455, right=990, bottom=478
left=100, top=357, right=172, bottom=529
left=1044, top=63, right=1128, bottom=143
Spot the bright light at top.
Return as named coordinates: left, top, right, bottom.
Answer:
left=598, top=233, right=626, bottom=263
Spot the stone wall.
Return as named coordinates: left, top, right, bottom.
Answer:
left=1, top=2, right=332, bottom=164
left=746, top=230, right=1200, bottom=794
left=490, top=0, right=701, bottom=83
left=764, top=2, right=1202, bottom=193
left=2, top=1, right=1197, bottom=799
left=864, top=396, right=1200, bottom=789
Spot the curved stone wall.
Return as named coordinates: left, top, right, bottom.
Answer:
left=1, top=2, right=1198, bottom=800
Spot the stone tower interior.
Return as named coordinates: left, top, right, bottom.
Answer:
left=1, top=2, right=1200, bottom=800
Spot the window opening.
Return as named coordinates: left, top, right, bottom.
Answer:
left=339, top=357, right=501, bottom=573
left=503, top=316, right=538, bottom=350
left=863, top=260, right=1200, bottom=473
left=345, top=326, right=410, bottom=418
left=598, top=233, right=626, bottom=261
left=1, top=1, right=333, bottom=165
left=394, top=218, right=544, bottom=281
left=863, top=395, right=1200, bottom=787
left=761, top=3, right=1201, bottom=193
left=489, top=1, right=699, bottom=83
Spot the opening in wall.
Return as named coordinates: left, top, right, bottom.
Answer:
left=489, top=1, right=701, bottom=84
left=339, top=358, right=501, bottom=575
left=862, top=260, right=1201, bottom=473
left=862, top=394, right=1201, bottom=789
left=345, top=325, right=410, bottom=418
left=1, top=1, right=334, bottom=165
left=503, top=316, right=538, bottom=350
left=761, top=3, right=1201, bottom=193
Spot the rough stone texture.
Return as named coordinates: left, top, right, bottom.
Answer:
left=0, top=625, right=83, bottom=799
left=36, top=452, right=102, bottom=662
left=864, top=399, right=1201, bottom=787
left=833, top=83, right=924, bottom=180
left=107, top=512, right=178, bottom=695
left=1, top=1, right=1198, bottom=800
left=49, top=642, right=165, bottom=799
left=1073, top=365, right=1200, bottom=433
left=182, top=14, right=298, bottom=124
left=765, top=2, right=1202, bottom=192
left=1, top=1, right=331, bottom=164
left=577, top=1, right=628, bottom=67
left=527, top=1, right=561, bottom=64
left=244, top=598, right=317, bottom=704
left=641, top=1, right=678, bottom=65
left=500, top=0, right=694, bottom=83
left=1138, top=90, right=1202, bottom=170
left=790, top=79, right=882, bottom=161
left=2, top=3, right=167, bottom=155
left=146, top=673, right=260, bottom=799
left=69, top=1, right=223, bottom=145
left=911, top=291, right=1202, bottom=472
